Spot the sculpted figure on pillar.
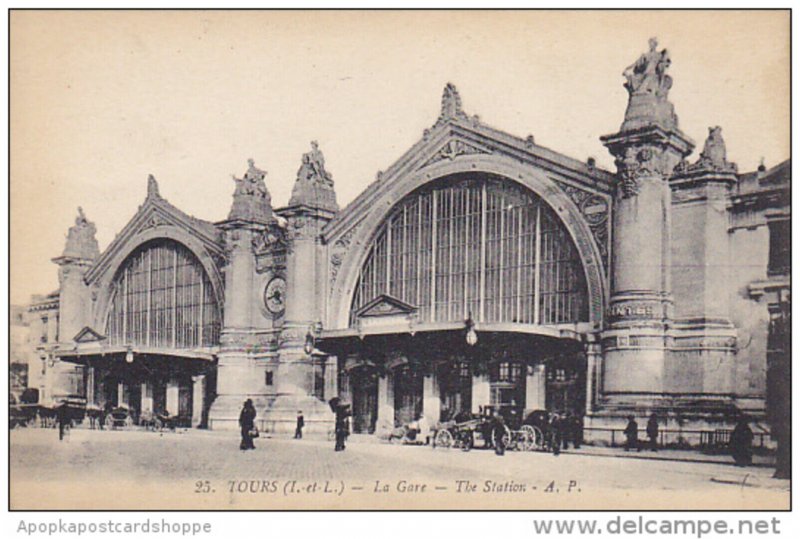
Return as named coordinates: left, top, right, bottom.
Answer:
left=620, top=38, right=679, bottom=131
left=61, top=207, right=100, bottom=260
left=227, top=159, right=274, bottom=223
left=289, top=141, right=339, bottom=211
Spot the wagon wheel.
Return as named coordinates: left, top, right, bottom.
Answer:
left=493, top=425, right=512, bottom=449
left=434, top=429, right=454, bottom=449
left=519, top=425, right=538, bottom=450
left=531, top=426, right=546, bottom=449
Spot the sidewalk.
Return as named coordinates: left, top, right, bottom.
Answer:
left=559, top=444, right=776, bottom=469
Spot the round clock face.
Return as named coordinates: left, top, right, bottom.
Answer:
left=264, top=277, right=286, bottom=315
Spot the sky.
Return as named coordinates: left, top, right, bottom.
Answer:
left=9, top=10, right=790, bottom=305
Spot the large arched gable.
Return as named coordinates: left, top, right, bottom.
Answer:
left=91, top=225, right=224, bottom=335
left=327, top=153, right=607, bottom=329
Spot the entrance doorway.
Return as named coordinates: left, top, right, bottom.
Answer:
left=350, top=367, right=378, bottom=434
left=438, top=360, right=472, bottom=422
left=393, top=364, right=423, bottom=427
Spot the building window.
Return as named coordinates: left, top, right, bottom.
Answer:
left=350, top=174, right=589, bottom=326
left=106, top=239, right=221, bottom=348
left=768, top=218, right=790, bottom=276
left=265, top=371, right=273, bottom=386
left=40, top=317, right=48, bottom=343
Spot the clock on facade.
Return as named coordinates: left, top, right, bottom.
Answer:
left=264, top=277, right=286, bottom=315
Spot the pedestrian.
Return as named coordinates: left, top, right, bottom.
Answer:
left=572, top=413, right=583, bottom=449
left=491, top=410, right=507, bottom=456
left=729, top=416, right=754, bottom=466
left=239, top=399, right=257, bottom=451
left=295, top=410, right=304, bottom=439
left=56, top=402, right=69, bottom=441
left=562, top=412, right=573, bottom=450
left=550, top=413, right=562, bottom=456
left=334, top=402, right=351, bottom=452
left=624, top=415, right=639, bottom=452
left=646, top=413, right=659, bottom=452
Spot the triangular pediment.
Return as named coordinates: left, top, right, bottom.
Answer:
left=73, top=326, right=106, bottom=343
left=85, top=187, right=223, bottom=284
left=354, top=294, right=417, bottom=319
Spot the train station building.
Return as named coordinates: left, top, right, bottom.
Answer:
left=29, top=39, right=789, bottom=440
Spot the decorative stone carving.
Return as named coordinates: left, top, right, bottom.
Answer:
left=621, top=38, right=679, bottom=132
left=615, top=144, right=670, bottom=198
left=435, top=83, right=470, bottom=126
left=553, top=181, right=610, bottom=272
left=61, top=207, right=100, bottom=261
left=678, top=126, right=738, bottom=175
left=289, top=141, right=339, bottom=212
left=143, top=212, right=169, bottom=230
left=422, top=138, right=491, bottom=168
left=146, top=174, right=160, bottom=199
left=329, top=225, right=359, bottom=288
left=252, top=227, right=287, bottom=255
left=227, top=159, right=274, bottom=224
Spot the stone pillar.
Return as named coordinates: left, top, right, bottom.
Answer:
left=377, top=374, right=394, bottom=428
left=52, top=207, right=99, bottom=403
left=525, top=364, right=546, bottom=411
left=191, top=375, right=206, bottom=428
left=166, top=380, right=180, bottom=416
left=422, top=374, right=440, bottom=425
left=208, top=160, right=277, bottom=430
left=141, top=382, right=153, bottom=414
left=599, top=39, right=694, bottom=413
left=667, top=127, right=738, bottom=402
left=267, top=142, right=340, bottom=434
left=584, top=336, right=602, bottom=414
left=471, top=374, right=490, bottom=414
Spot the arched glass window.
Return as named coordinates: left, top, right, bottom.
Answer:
left=106, top=239, right=221, bottom=348
left=350, top=173, right=588, bottom=325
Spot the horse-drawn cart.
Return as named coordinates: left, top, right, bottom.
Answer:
left=433, top=409, right=547, bottom=452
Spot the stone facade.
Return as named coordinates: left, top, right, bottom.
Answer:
left=28, top=39, right=788, bottom=443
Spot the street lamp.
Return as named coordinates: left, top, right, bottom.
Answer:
left=465, top=313, right=477, bottom=346
left=125, top=346, right=134, bottom=364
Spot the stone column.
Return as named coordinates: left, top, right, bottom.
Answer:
left=599, top=39, right=694, bottom=413
left=525, top=364, right=546, bottom=411
left=422, top=374, right=440, bottom=425
left=208, top=160, right=277, bottom=430
left=584, top=336, right=601, bottom=414
left=667, top=127, right=738, bottom=401
left=377, top=374, right=394, bottom=427
left=471, top=374, right=490, bottom=414
left=191, top=375, right=206, bottom=428
left=267, top=142, right=339, bottom=434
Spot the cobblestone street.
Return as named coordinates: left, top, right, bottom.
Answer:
left=10, top=427, right=789, bottom=510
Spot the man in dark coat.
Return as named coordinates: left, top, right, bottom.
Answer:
left=295, top=410, right=304, bottom=439
left=491, top=410, right=507, bottom=456
left=646, top=413, right=659, bottom=452
left=57, top=402, right=69, bottom=441
left=239, top=399, right=256, bottom=450
left=624, top=415, right=639, bottom=452
left=730, top=417, right=754, bottom=466
left=550, top=413, right=563, bottom=456
left=334, top=403, right=351, bottom=452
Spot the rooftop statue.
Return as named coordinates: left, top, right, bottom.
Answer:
left=623, top=37, right=673, bottom=99
left=289, top=141, right=338, bottom=211
left=620, top=38, right=679, bottom=131
left=61, top=206, right=100, bottom=260
left=676, top=126, right=737, bottom=175
left=435, top=83, right=469, bottom=126
left=227, top=159, right=274, bottom=223
left=297, top=141, right=334, bottom=187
